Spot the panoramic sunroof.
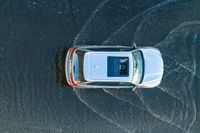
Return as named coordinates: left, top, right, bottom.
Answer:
left=107, top=56, right=129, bottom=77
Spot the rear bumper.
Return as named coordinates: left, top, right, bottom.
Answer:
left=65, top=47, right=78, bottom=87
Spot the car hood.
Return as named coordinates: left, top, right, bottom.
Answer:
left=140, top=48, right=164, bottom=87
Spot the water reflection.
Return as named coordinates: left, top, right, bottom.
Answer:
left=74, top=0, right=200, bottom=133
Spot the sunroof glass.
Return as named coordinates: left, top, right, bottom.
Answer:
left=107, top=56, right=129, bottom=77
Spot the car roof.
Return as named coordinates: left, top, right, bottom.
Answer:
left=83, top=51, right=133, bottom=82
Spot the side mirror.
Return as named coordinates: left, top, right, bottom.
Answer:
left=132, top=43, right=137, bottom=48
left=132, top=86, right=137, bottom=91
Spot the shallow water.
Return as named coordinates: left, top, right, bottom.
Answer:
left=0, top=0, right=200, bottom=133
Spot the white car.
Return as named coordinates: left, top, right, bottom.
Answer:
left=65, top=45, right=164, bottom=89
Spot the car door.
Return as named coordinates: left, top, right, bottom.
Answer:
left=79, top=82, right=134, bottom=89
left=79, top=45, right=135, bottom=52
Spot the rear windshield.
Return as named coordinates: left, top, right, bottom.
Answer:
left=107, top=57, right=129, bottom=77
left=73, top=49, right=87, bottom=82
left=73, top=54, right=79, bottom=80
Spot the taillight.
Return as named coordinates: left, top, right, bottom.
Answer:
left=70, top=47, right=78, bottom=60
left=70, top=74, right=78, bottom=86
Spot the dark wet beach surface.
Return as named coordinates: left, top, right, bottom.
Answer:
left=0, top=0, right=200, bottom=133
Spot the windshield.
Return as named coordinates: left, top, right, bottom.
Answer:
left=132, top=50, right=144, bottom=84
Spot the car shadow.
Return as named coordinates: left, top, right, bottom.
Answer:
left=55, top=46, right=70, bottom=87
